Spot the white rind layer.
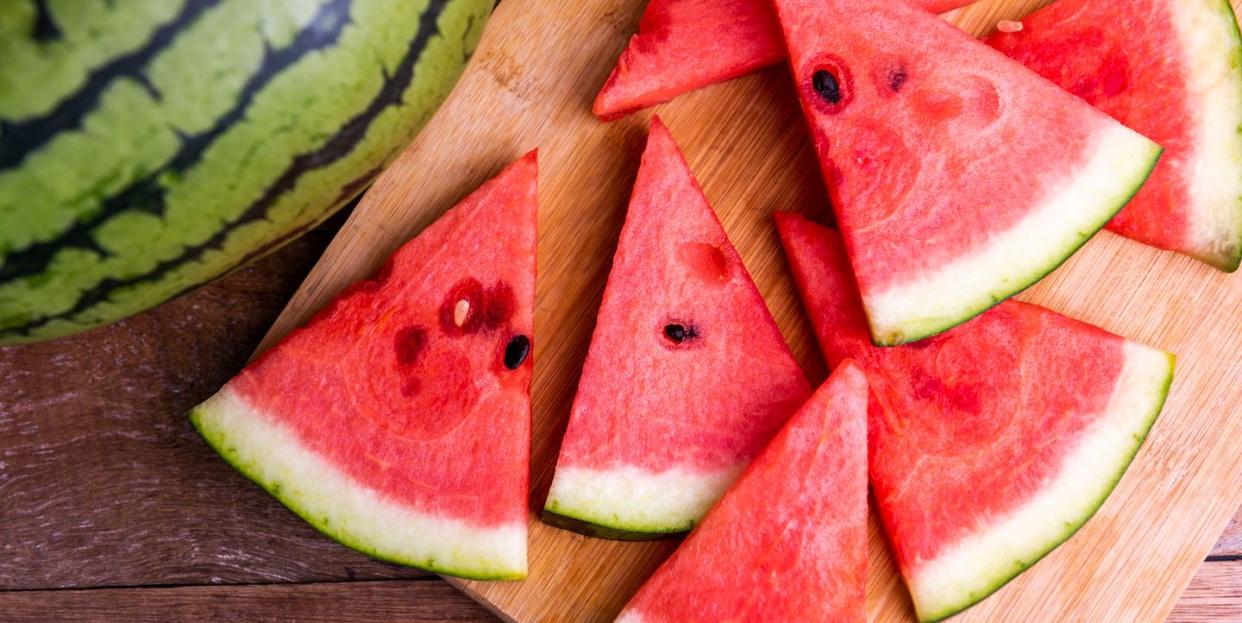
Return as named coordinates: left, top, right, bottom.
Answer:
left=1173, top=0, right=1242, bottom=270
left=908, top=342, right=1174, bottom=622
left=190, top=386, right=527, bottom=580
left=865, top=123, right=1161, bottom=345
left=545, top=464, right=743, bottom=534
left=615, top=612, right=645, bottom=623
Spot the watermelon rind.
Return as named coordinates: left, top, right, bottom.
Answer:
left=0, top=0, right=493, bottom=344
left=1174, top=0, right=1242, bottom=271
left=543, top=465, right=742, bottom=538
left=910, top=344, right=1174, bottom=622
left=866, top=125, right=1162, bottom=346
left=189, top=386, right=527, bottom=581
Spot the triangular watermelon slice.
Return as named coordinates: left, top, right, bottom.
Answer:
left=987, top=0, right=1242, bottom=272
left=544, top=118, right=811, bottom=538
left=773, top=0, right=1163, bottom=345
left=616, top=361, right=868, bottom=623
left=593, top=0, right=976, bottom=120
left=775, top=213, right=1174, bottom=622
left=189, top=153, right=538, bottom=580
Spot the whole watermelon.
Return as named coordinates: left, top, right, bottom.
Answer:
left=0, top=0, right=492, bottom=344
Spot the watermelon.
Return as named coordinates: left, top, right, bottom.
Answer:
left=0, top=0, right=492, bottom=344
left=775, top=213, right=1174, bottom=622
left=772, top=0, right=1163, bottom=346
left=987, top=0, right=1242, bottom=272
left=188, top=152, right=537, bottom=580
left=616, top=362, right=868, bottom=623
left=593, top=0, right=976, bottom=119
left=544, top=117, right=811, bottom=539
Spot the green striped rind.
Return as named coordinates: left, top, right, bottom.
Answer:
left=0, top=0, right=492, bottom=343
left=914, top=349, right=1175, bottom=623
left=540, top=508, right=689, bottom=541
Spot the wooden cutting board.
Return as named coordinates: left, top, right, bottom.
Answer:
left=256, top=0, right=1242, bottom=621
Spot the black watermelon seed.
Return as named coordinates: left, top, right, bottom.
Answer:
left=504, top=335, right=531, bottom=370
left=812, top=70, right=842, bottom=104
left=663, top=323, right=699, bottom=344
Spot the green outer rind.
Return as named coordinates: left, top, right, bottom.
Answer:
left=1206, top=0, right=1242, bottom=273
left=0, top=0, right=493, bottom=344
left=540, top=507, right=688, bottom=541
left=188, top=403, right=525, bottom=581
left=872, top=144, right=1164, bottom=347
left=918, top=351, right=1176, bottom=623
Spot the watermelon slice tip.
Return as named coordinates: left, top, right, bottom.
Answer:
left=189, top=152, right=539, bottom=581
left=544, top=117, right=811, bottom=539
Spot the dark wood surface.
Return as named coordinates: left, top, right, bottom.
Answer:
left=1, top=213, right=1236, bottom=621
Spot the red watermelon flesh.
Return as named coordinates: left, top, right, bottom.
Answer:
left=773, top=0, right=1162, bottom=346
left=189, top=153, right=538, bottom=580
left=987, top=0, right=1242, bottom=271
left=775, top=213, right=1174, bottom=622
left=593, top=0, right=976, bottom=120
left=544, top=117, right=811, bottom=538
left=616, top=362, right=868, bottom=623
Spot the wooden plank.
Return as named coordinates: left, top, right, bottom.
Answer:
left=245, top=0, right=1238, bottom=621
left=1210, top=505, right=1242, bottom=559
left=0, top=580, right=494, bottom=623
left=0, top=225, right=428, bottom=590
left=1167, top=561, right=1242, bottom=623
left=1, top=568, right=1235, bottom=623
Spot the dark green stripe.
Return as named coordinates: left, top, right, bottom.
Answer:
left=0, top=0, right=353, bottom=284
left=32, top=0, right=63, bottom=42
left=12, top=0, right=451, bottom=335
left=0, top=0, right=218, bottom=170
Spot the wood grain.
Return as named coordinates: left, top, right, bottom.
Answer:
left=253, top=0, right=1242, bottom=621
left=1211, top=505, right=1242, bottom=559
left=0, top=222, right=427, bottom=590
left=0, top=580, right=493, bottom=623
left=1167, top=561, right=1242, bottom=623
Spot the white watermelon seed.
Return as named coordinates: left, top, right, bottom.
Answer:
left=997, top=20, right=1023, bottom=33
left=454, top=299, right=470, bottom=327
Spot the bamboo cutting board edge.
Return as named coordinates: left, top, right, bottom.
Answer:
left=256, top=0, right=1242, bottom=621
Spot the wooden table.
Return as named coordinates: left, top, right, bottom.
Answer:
left=1, top=214, right=1237, bottom=622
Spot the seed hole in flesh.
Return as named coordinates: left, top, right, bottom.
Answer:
left=503, top=335, right=531, bottom=370
left=482, top=281, right=516, bottom=329
left=678, top=242, right=730, bottom=285
left=663, top=323, right=699, bottom=345
left=888, top=68, right=907, bottom=93
left=394, top=326, right=427, bottom=366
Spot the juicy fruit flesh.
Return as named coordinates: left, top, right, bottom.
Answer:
left=545, top=118, right=810, bottom=536
left=988, top=0, right=1242, bottom=270
left=617, top=363, right=868, bottom=623
left=775, top=214, right=1173, bottom=621
left=592, top=0, right=975, bottom=119
left=774, top=0, right=1161, bottom=344
left=227, top=156, right=535, bottom=526
left=188, top=152, right=537, bottom=578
